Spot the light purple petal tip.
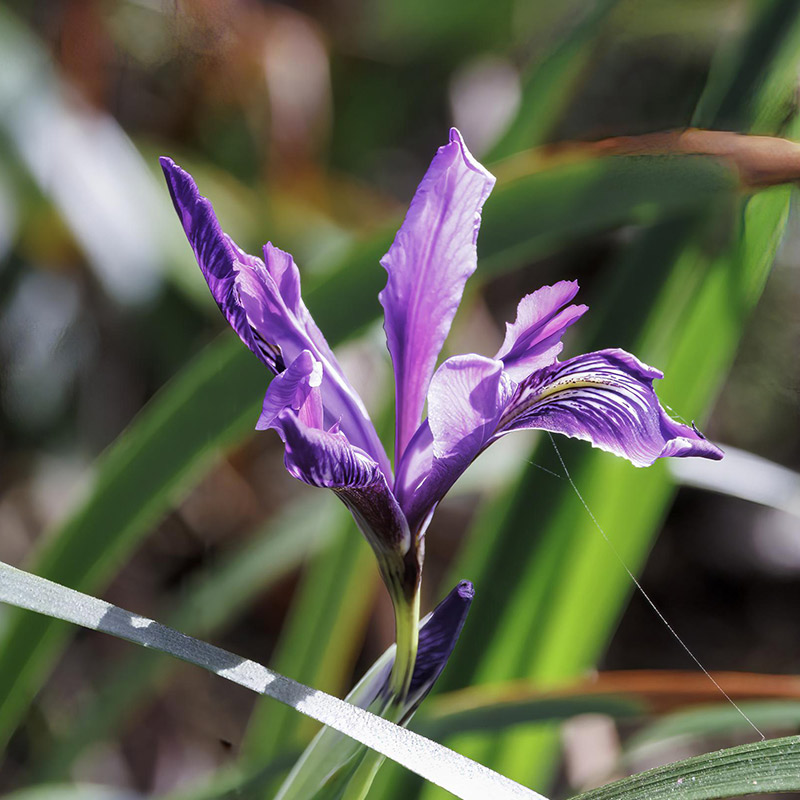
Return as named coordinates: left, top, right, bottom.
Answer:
left=499, top=348, right=724, bottom=467
left=495, top=280, right=589, bottom=381
left=380, top=129, right=497, bottom=465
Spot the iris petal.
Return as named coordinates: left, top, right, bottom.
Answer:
left=160, top=158, right=391, bottom=478
left=499, top=348, right=724, bottom=466
left=494, top=281, right=588, bottom=381
left=274, top=412, right=411, bottom=558
left=380, top=129, right=496, bottom=464
left=400, top=355, right=512, bottom=535
left=256, top=350, right=323, bottom=432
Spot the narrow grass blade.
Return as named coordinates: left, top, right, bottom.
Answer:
left=0, top=562, right=545, bottom=800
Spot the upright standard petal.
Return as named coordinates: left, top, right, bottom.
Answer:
left=494, top=281, right=588, bottom=381
left=380, top=129, right=496, bottom=463
left=399, top=355, right=513, bottom=536
left=498, top=348, right=725, bottom=466
left=161, top=158, right=391, bottom=477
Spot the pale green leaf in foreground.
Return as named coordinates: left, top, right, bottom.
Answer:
left=0, top=562, right=544, bottom=800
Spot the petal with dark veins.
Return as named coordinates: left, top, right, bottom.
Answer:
left=498, top=348, right=724, bottom=466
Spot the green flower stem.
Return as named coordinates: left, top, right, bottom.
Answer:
left=342, top=587, right=420, bottom=800
left=387, top=585, right=421, bottom=705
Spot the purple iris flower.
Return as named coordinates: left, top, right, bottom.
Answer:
left=160, top=128, right=722, bottom=701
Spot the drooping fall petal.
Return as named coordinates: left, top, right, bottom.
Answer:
left=273, top=411, right=411, bottom=558
left=499, top=348, right=724, bottom=466
left=380, top=129, right=496, bottom=464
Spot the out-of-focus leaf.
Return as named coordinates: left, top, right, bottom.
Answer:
left=486, top=0, right=621, bottom=160
left=626, top=701, right=800, bottom=759
left=670, top=444, right=800, bottom=517
left=415, top=669, right=800, bottom=740
left=692, top=0, right=800, bottom=131
left=36, top=492, right=340, bottom=781
left=416, top=694, right=639, bottom=741
left=569, top=735, right=800, bottom=800
left=0, top=563, right=546, bottom=800
left=0, top=6, right=172, bottom=304
left=533, top=129, right=800, bottom=188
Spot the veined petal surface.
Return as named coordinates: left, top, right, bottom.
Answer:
left=160, top=156, right=281, bottom=370
left=256, top=350, right=323, bottom=432
left=275, top=412, right=410, bottom=557
left=494, top=281, right=588, bottom=381
left=380, top=129, right=496, bottom=464
left=401, top=355, right=513, bottom=535
left=160, top=158, right=390, bottom=477
left=498, top=348, right=724, bottom=466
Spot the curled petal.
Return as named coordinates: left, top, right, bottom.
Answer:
left=499, top=348, right=724, bottom=466
left=381, top=129, right=496, bottom=463
left=401, top=355, right=513, bottom=535
left=275, top=412, right=410, bottom=557
left=160, top=158, right=390, bottom=477
left=494, top=281, right=588, bottom=381
left=256, top=350, right=323, bottom=432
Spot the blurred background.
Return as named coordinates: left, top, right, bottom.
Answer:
left=0, top=0, right=799, bottom=798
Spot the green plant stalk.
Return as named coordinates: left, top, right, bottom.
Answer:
left=387, top=586, right=421, bottom=706
left=337, top=565, right=420, bottom=800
